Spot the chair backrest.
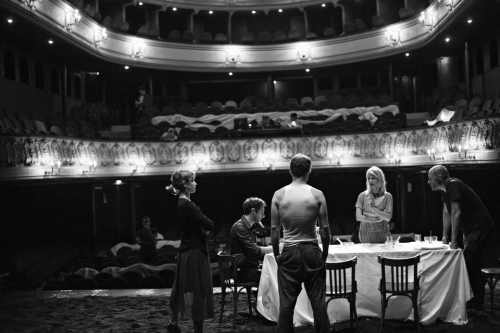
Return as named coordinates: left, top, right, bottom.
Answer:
left=354, top=19, right=367, bottom=32
left=343, top=22, right=357, bottom=34
left=324, top=27, right=337, bottom=38
left=273, top=31, right=287, bottom=43
left=104, top=276, right=130, bottom=289
left=102, top=16, right=112, bottom=28
left=258, top=31, right=273, bottom=44
left=148, top=28, right=160, bottom=39
left=43, top=280, right=69, bottom=291
left=119, top=22, right=130, bottom=33
left=214, top=33, right=228, bottom=44
left=200, top=32, right=213, bottom=43
left=139, top=275, right=165, bottom=288
left=372, top=15, right=386, bottom=28
left=217, top=252, right=238, bottom=287
left=73, top=277, right=100, bottom=290
left=121, top=271, right=143, bottom=289
left=111, top=18, right=122, bottom=31
left=93, top=272, right=113, bottom=288
left=158, top=269, right=176, bottom=287
left=378, top=255, right=420, bottom=294
left=241, top=32, right=255, bottom=44
left=325, top=257, right=357, bottom=298
left=287, top=29, right=301, bottom=42
left=168, top=30, right=181, bottom=41
left=181, top=31, right=194, bottom=43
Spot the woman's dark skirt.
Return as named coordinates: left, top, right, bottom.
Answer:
left=169, top=248, right=214, bottom=321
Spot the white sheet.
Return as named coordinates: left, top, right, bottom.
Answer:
left=257, top=242, right=470, bottom=327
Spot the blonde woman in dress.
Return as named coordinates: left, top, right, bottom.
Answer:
left=355, top=166, right=393, bottom=243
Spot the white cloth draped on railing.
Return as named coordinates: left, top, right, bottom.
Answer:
left=110, top=240, right=181, bottom=256
left=151, top=105, right=399, bottom=131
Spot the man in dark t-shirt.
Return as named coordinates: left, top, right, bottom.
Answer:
left=428, top=165, right=494, bottom=316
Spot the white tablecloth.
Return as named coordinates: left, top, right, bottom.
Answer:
left=257, top=242, right=470, bottom=327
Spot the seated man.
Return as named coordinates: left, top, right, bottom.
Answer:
left=136, top=216, right=157, bottom=264
left=230, top=197, right=274, bottom=283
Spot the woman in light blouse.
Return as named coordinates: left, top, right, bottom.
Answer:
left=355, top=166, right=393, bottom=243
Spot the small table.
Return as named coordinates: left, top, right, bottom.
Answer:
left=257, top=242, right=470, bottom=327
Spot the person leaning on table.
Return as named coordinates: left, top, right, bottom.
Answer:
left=271, top=153, right=331, bottom=333
left=355, top=166, right=393, bottom=243
left=428, top=165, right=494, bottom=317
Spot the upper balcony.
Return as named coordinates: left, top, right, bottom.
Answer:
left=3, top=0, right=474, bottom=72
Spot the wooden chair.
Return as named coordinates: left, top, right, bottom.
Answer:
left=378, top=255, right=421, bottom=333
left=481, top=263, right=500, bottom=315
left=217, top=252, right=259, bottom=324
left=326, top=257, right=360, bottom=332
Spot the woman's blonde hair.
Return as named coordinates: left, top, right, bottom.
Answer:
left=364, top=166, right=387, bottom=195
left=166, top=169, right=196, bottom=195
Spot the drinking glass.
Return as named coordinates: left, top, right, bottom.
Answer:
left=385, top=240, right=394, bottom=248
left=431, top=236, right=438, bottom=243
left=424, top=236, right=431, bottom=243
left=414, top=234, right=421, bottom=242
left=386, top=236, right=393, bottom=242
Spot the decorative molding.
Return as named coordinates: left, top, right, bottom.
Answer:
left=1, top=116, right=499, bottom=180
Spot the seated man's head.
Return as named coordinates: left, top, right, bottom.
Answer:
left=290, top=113, right=297, bottom=121
left=243, top=197, right=266, bottom=225
left=289, top=154, right=311, bottom=179
left=142, top=216, right=151, bottom=228
left=138, top=86, right=146, bottom=95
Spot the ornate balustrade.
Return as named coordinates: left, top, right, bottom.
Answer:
left=1, top=116, right=499, bottom=181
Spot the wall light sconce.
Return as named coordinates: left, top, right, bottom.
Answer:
left=226, top=49, right=240, bottom=64
left=438, top=0, right=453, bottom=12
left=133, top=160, right=146, bottom=173
left=132, top=43, right=145, bottom=58
left=427, top=149, right=444, bottom=161
left=458, top=145, right=475, bottom=160
left=386, top=154, right=402, bottom=166
left=328, top=153, right=342, bottom=166
left=45, top=160, right=61, bottom=175
left=262, top=153, right=275, bottom=172
left=297, top=47, right=309, bottom=61
left=193, top=157, right=207, bottom=170
left=385, top=29, right=400, bottom=47
left=89, top=160, right=97, bottom=173
left=419, top=12, right=433, bottom=32
left=94, top=28, right=107, bottom=48
left=23, top=0, right=44, bottom=12
left=65, top=9, right=81, bottom=32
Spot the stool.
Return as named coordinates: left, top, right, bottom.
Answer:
left=481, top=268, right=500, bottom=315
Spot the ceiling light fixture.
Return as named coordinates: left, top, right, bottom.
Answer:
left=229, top=72, right=233, bottom=76
left=252, top=11, right=256, bottom=14
left=138, top=1, right=143, bottom=5
left=305, top=69, right=310, bottom=72
left=279, top=9, right=282, bottom=13
left=467, top=19, right=472, bottom=24
left=405, top=53, right=410, bottom=57
left=445, top=37, right=450, bottom=42
left=322, top=4, right=326, bottom=7
left=173, top=7, right=177, bottom=11
left=125, top=66, right=129, bottom=69
left=209, top=11, right=213, bottom=14
left=48, top=40, right=53, bottom=44
left=7, top=18, right=13, bottom=24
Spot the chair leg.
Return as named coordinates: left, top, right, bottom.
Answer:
left=412, top=294, right=420, bottom=333
left=246, top=287, right=253, bottom=317
left=380, top=294, right=386, bottom=333
left=233, top=287, right=238, bottom=326
left=352, top=295, right=360, bottom=333
left=219, top=286, right=226, bottom=323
